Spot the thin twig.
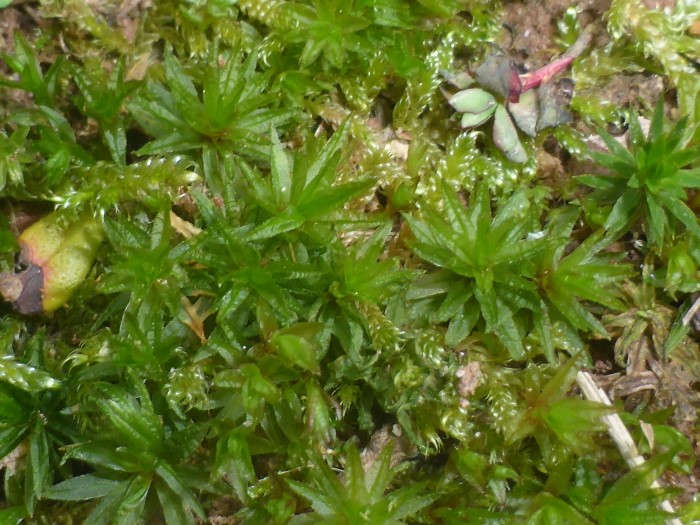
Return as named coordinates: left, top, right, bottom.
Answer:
left=576, top=371, right=682, bottom=525
left=681, top=294, right=700, bottom=327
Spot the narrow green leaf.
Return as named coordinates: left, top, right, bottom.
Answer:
left=64, top=442, right=144, bottom=472
left=673, top=168, right=700, bottom=188
left=299, top=119, right=349, bottom=200
left=270, top=130, right=292, bottom=207
left=214, top=431, right=255, bottom=503
left=576, top=174, right=624, bottom=190
left=0, top=425, right=29, bottom=460
left=657, top=192, right=700, bottom=238
left=441, top=180, right=471, bottom=236
left=155, top=461, right=205, bottom=520
left=603, top=188, right=641, bottom=234
left=446, top=304, right=479, bottom=347
left=156, top=480, right=195, bottom=525
left=366, top=443, right=394, bottom=501
left=589, top=150, right=635, bottom=174
left=163, top=52, right=199, bottom=105
left=287, top=478, right=336, bottom=516
left=25, top=417, right=50, bottom=516
left=594, top=128, right=636, bottom=166
left=647, top=98, right=665, bottom=143
left=344, top=443, right=367, bottom=503
left=305, top=380, right=333, bottom=443
left=644, top=193, right=666, bottom=246
left=95, top=384, right=163, bottom=453
left=0, top=357, right=61, bottom=392
left=495, top=299, right=525, bottom=360
left=113, top=473, right=150, bottom=524
left=297, top=179, right=375, bottom=219
left=84, top=481, right=130, bottom=525
left=248, top=208, right=305, bottom=240
left=46, top=475, right=123, bottom=501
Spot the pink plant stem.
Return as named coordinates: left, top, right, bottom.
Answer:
left=518, top=56, right=574, bottom=94
left=511, top=28, right=593, bottom=102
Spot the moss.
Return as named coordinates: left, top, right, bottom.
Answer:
left=0, top=0, right=698, bottom=523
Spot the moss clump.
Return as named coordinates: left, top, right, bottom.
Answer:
left=0, top=0, right=698, bottom=523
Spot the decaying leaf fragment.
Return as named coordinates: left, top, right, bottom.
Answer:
left=0, top=211, right=104, bottom=314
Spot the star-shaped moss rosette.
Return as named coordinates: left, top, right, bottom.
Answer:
left=447, top=30, right=591, bottom=163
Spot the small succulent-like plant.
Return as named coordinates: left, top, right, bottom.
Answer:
left=447, top=32, right=590, bottom=163
left=448, top=86, right=528, bottom=163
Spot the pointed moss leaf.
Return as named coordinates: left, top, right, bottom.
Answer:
left=603, top=188, right=641, bottom=234
left=63, top=442, right=142, bottom=472
left=495, top=299, right=525, bottom=360
left=529, top=494, right=595, bottom=525
left=0, top=357, right=60, bottom=392
left=156, top=482, right=192, bottom=525
left=383, top=484, right=438, bottom=521
left=343, top=442, right=367, bottom=501
left=306, top=380, right=333, bottom=443
left=113, top=473, right=150, bottom=523
left=507, top=89, right=538, bottom=137
left=433, top=279, right=472, bottom=322
left=287, top=478, right=336, bottom=516
left=155, top=461, right=205, bottom=520
left=576, top=174, right=622, bottom=190
left=0, top=426, right=29, bottom=460
left=449, top=88, right=496, bottom=114
left=272, top=333, right=320, bottom=374
left=214, top=431, right=255, bottom=503
left=645, top=193, right=666, bottom=246
left=297, top=179, right=375, bottom=218
left=445, top=306, right=478, bottom=347
left=407, top=270, right=455, bottom=300
left=493, top=105, right=527, bottom=163
left=657, top=192, right=700, bottom=238
left=595, top=451, right=679, bottom=520
left=256, top=297, right=279, bottom=340
left=270, top=130, right=292, bottom=208
left=83, top=482, right=130, bottom=525
left=674, top=169, right=700, bottom=188
left=302, top=119, right=350, bottom=199
left=164, top=423, right=208, bottom=465
left=544, top=398, right=613, bottom=452
left=248, top=208, right=305, bottom=241
left=95, top=385, right=163, bottom=452
left=365, top=443, right=393, bottom=501
left=25, top=418, right=49, bottom=515
left=460, top=107, right=496, bottom=128
left=163, top=52, right=199, bottom=108
left=46, top=475, right=123, bottom=501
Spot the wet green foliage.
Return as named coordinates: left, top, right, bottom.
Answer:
left=0, top=0, right=699, bottom=523
left=579, top=100, right=700, bottom=248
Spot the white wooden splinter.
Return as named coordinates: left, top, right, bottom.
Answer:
left=575, top=371, right=681, bottom=525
